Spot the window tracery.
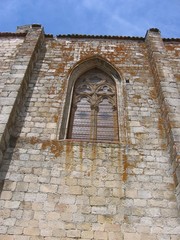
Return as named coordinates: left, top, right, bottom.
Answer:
left=67, top=68, right=119, bottom=141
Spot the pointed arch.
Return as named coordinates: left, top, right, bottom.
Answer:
left=59, top=56, right=122, bottom=141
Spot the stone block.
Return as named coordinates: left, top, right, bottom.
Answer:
left=67, top=230, right=81, bottom=238
left=92, top=206, right=107, bottom=215
left=94, top=231, right=108, bottom=240
left=0, top=226, right=8, bottom=234
left=23, top=227, right=40, bottom=236
left=0, top=191, right=12, bottom=200
left=4, top=201, right=20, bottom=209
left=90, top=196, right=106, bottom=206
left=0, top=236, right=14, bottom=240
left=3, top=181, right=16, bottom=191
left=16, top=182, right=29, bottom=192
left=69, top=185, right=82, bottom=195
left=81, top=231, right=94, bottom=239
left=124, top=233, right=141, bottom=240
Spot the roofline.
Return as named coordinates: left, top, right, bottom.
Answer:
left=0, top=32, right=179, bottom=42
left=163, top=38, right=180, bottom=42
left=56, top=34, right=145, bottom=40
left=0, top=32, right=27, bottom=37
left=51, top=34, right=180, bottom=42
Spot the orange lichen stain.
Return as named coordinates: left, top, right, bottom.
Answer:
left=115, top=45, right=127, bottom=51
left=51, top=41, right=59, bottom=48
left=158, top=117, right=164, bottom=131
left=79, top=141, right=84, bottom=161
left=65, top=141, right=74, bottom=171
left=165, top=44, right=176, bottom=51
left=132, top=95, right=141, bottom=104
left=41, top=140, right=51, bottom=150
left=56, top=79, right=67, bottom=101
left=122, top=84, right=131, bottom=146
left=122, top=154, right=129, bottom=182
left=133, top=95, right=141, bottom=99
left=48, top=85, right=56, bottom=95
left=89, top=143, right=97, bottom=178
left=122, top=152, right=143, bottom=182
left=157, top=117, right=167, bottom=150
left=112, top=146, right=121, bottom=173
left=158, top=117, right=166, bottom=138
left=173, top=172, right=179, bottom=188
left=41, top=140, right=64, bottom=158
left=129, top=70, right=138, bottom=76
left=134, top=78, right=147, bottom=83
left=53, top=115, right=58, bottom=123
left=30, top=137, right=40, bottom=145
left=167, top=183, right=175, bottom=190
left=135, top=132, right=145, bottom=143
left=90, top=143, right=97, bottom=160
left=55, top=64, right=65, bottom=76
left=150, top=89, right=157, bottom=99
left=175, top=74, right=180, bottom=82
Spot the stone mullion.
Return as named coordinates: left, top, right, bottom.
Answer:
left=90, top=106, right=98, bottom=140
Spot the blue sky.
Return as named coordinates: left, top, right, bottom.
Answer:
left=0, top=0, right=179, bottom=38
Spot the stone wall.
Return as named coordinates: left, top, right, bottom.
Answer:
left=165, top=41, right=180, bottom=90
left=0, top=26, right=44, bottom=166
left=0, top=36, right=24, bottom=95
left=0, top=25, right=179, bottom=239
left=145, top=29, right=180, bottom=210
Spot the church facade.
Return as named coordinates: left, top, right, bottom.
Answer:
left=0, top=24, right=179, bottom=239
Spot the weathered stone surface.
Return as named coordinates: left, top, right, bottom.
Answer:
left=0, top=25, right=179, bottom=239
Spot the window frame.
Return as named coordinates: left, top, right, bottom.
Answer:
left=67, top=68, right=119, bottom=141
left=58, top=57, right=123, bottom=143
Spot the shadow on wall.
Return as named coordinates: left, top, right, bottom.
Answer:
left=0, top=44, right=47, bottom=195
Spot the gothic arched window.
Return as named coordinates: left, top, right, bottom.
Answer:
left=67, top=68, right=119, bottom=141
